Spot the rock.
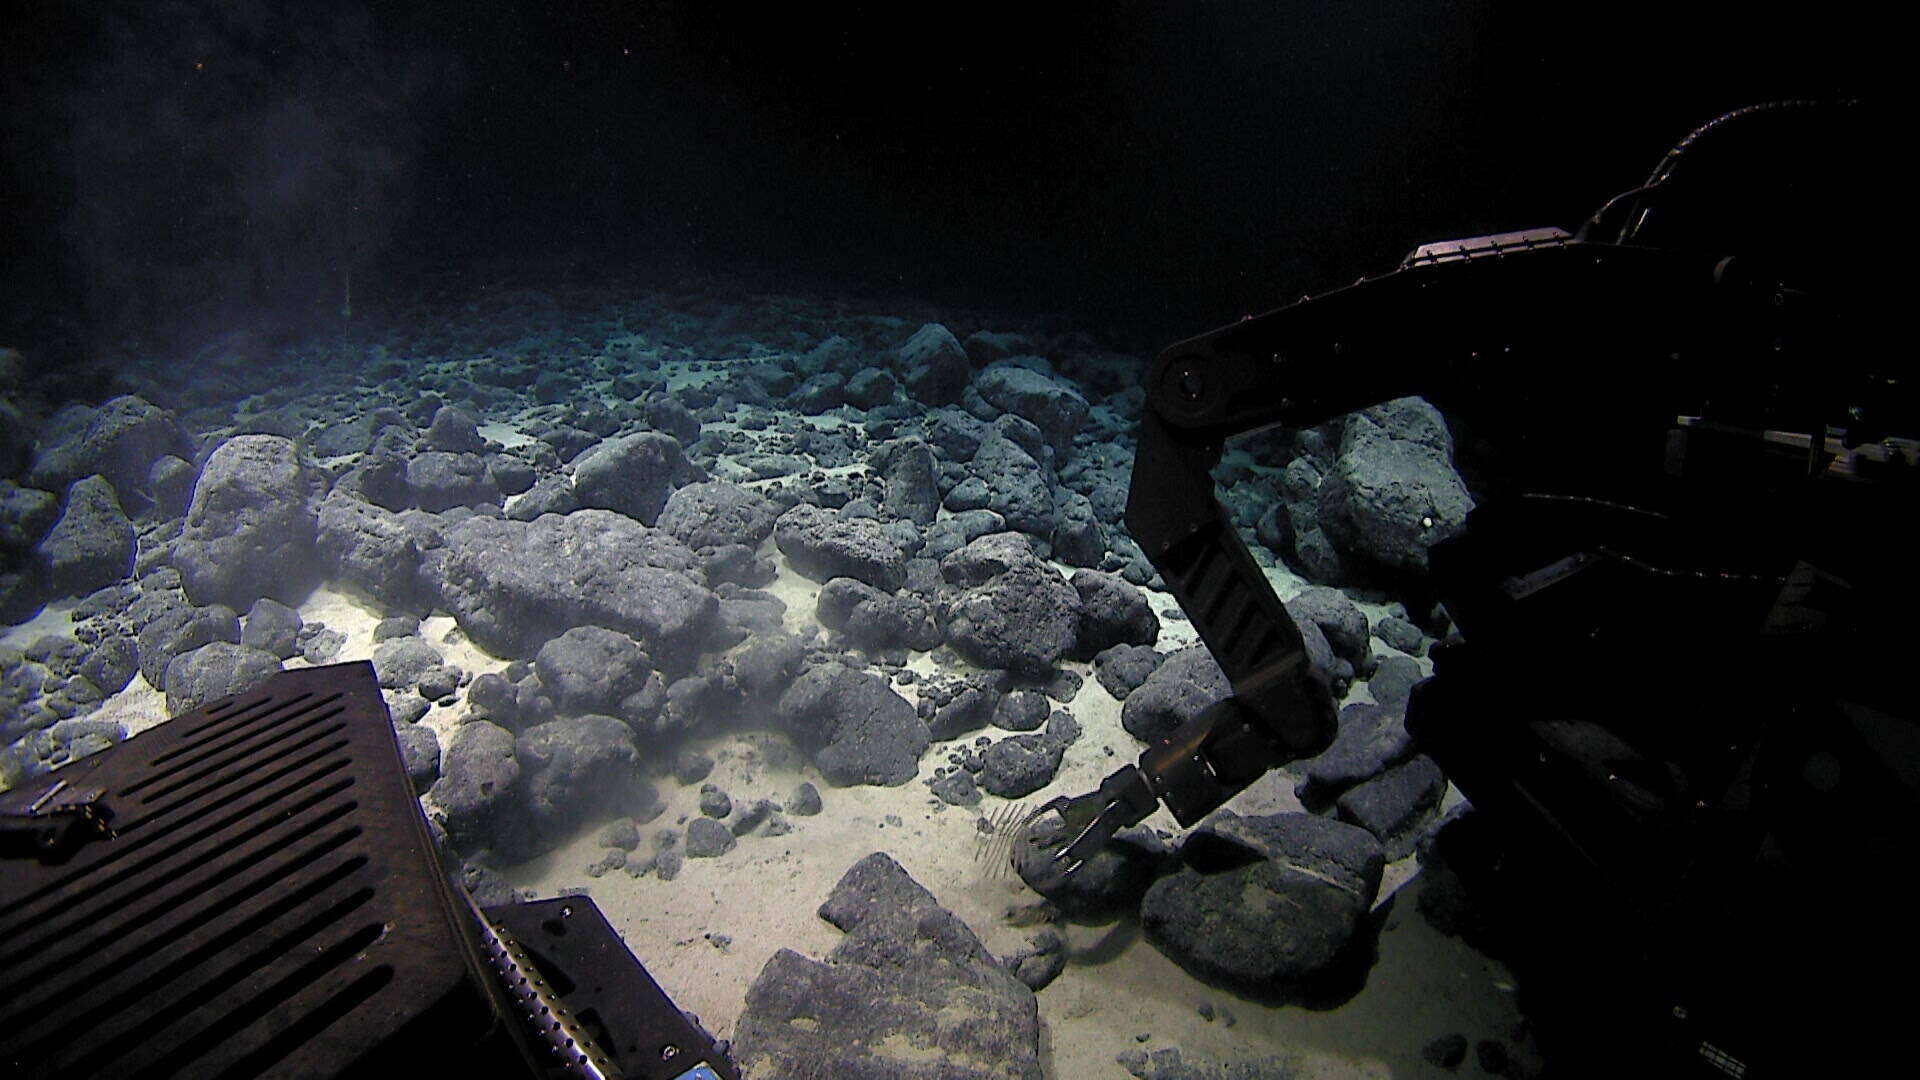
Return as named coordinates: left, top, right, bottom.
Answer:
left=466, top=671, right=520, bottom=727
left=394, top=722, right=441, bottom=794
left=874, top=437, right=939, bottom=526
left=240, top=597, right=302, bottom=659
left=1140, top=812, right=1384, bottom=991
left=672, top=749, right=715, bottom=784
left=945, top=560, right=1082, bottom=676
left=817, top=576, right=940, bottom=653
left=1317, top=398, right=1472, bottom=575
left=487, top=454, right=537, bottom=496
left=137, top=602, right=241, bottom=689
left=1293, top=702, right=1417, bottom=808
left=570, top=431, right=701, bottom=526
left=1014, top=824, right=1172, bottom=920
left=789, top=371, right=847, bottom=414
left=992, top=690, right=1050, bottom=732
left=653, top=846, right=684, bottom=880
left=930, top=768, right=981, bottom=805
left=163, top=641, right=284, bottom=714
left=1120, top=646, right=1232, bottom=743
left=170, top=435, right=322, bottom=610
left=1117, top=1047, right=1309, bottom=1079
left=373, top=616, right=418, bottom=642
left=436, top=720, right=527, bottom=854
left=532, top=625, right=656, bottom=716
left=845, top=367, right=898, bottom=408
left=971, top=435, right=1057, bottom=536
left=372, top=637, right=444, bottom=690
left=698, top=783, right=732, bottom=818
left=1071, top=569, right=1159, bottom=658
left=1335, top=754, right=1447, bottom=859
left=1093, top=644, right=1164, bottom=701
left=790, top=781, right=823, bottom=815
left=977, top=732, right=1066, bottom=797
left=406, top=451, right=501, bottom=512
left=685, top=816, right=736, bottom=857
left=928, top=685, right=1000, bottom=740
left=734, top=632, right=808, bottom=700
left=35, top=475, right=135, bottom=598
left=655, top=480, right=779, bottom=549
left=315, top=491, right=435, bottom=610
left=924, top=407, right=991, bottom=461
left=0, top=482, right=60, bottom=554
left=772, top=503, right=906, bottom=591
left=27, top=395, right=190, bottom=510
left=76, top=632, right=138, bottom=696
left=645, top=395, right=702, bottom=444
left=516, top=714, right=642, bottom=838
left=894, top=323, right=971, bottom=406
left=431, top=511, right=716, bottom=669
left=1285, top=586, right=1371, bottom=671
left=426, top=406, right=487, bottom=453
left=507, top=475, right=579, bottom=520
left=599, top=818, right=641, bottom=850
left=939, top=531, right=1039, bottom=587
left=1369, top=655, right=1422, bottom=707
left=975, top=362, right=1089, bottom=462
left=775, top=662, right=929, bottom=786
left=732, top=852, right=1041, bottom=1080
left=1375, top=615, right=1427, bottom=656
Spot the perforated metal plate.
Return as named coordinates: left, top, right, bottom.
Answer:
left=0, top=662, right=498, bottom=1079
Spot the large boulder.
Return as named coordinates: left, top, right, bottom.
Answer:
left=571, top=432, right=702, bottom=526
left=1070, top=569, right=1158, bottom=658
left=315, top=492, right=439, bottom=611
left=874, top=437, right=940, bottom=526
left=654, top=480, right=779, bottom=549
left=1120, top=646, right=1232, bottom=743
left=733, top=852, right=1042, bottom=1080
left=975, top=362, right=1089, bottom=463
left=435, top=719, right=527, bottom=854
left=893, top=323, right=971, bottom=406
left=1140, top=811, right=1384, bottom=991
left=431, top=510, right=716, bottom=669
left=516, top=714, right=644, bottom=838
left=944, top=560, right=1082, bottom=676
left=406, top=451, right=501, bottom=512
left=971, top=435, right=1057, bottom=536
left=773, top=503, right=907, bottom=592
left=170, top=435, right=323, bottom=610
left=775, top=662, right=929, bottom=786
left=1317, top=397, right=1473, bottom=575
left=35, top=475, right=135, bottom=599
left=532, top=626, right=656, bottom=716
left=28, top=395, right=191, bottom=511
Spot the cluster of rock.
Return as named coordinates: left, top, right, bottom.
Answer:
left=732, top=852, right=1044, bottom=1080
left=3, top=292, right=1461, bottom=937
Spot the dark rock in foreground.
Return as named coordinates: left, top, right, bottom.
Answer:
left=1140, top=811, right=1383, bottom=993
left=163, top=641, right=284, bottom=715
left=733, top=852, right=1042, bottom=1080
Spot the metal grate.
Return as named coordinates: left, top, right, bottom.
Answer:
left=0, top=662, right=496, bottom=1079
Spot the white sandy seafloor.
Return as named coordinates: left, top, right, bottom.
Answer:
left=1, top=360, right=1531, bottom=1080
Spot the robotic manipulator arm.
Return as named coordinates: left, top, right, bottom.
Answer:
left=1029, top=217, right=1831, bottom=873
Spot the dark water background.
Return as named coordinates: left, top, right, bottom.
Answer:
left=2, top=1, right=1880, bottom=369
